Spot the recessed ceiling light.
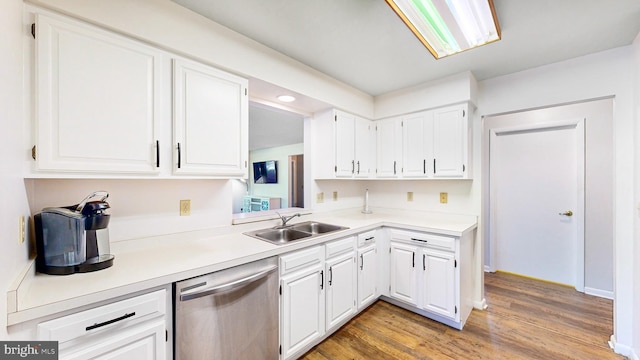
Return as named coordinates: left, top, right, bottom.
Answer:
left=386, top=0, right=501, bottom=59
left=277, top=95, right=296, bottom=102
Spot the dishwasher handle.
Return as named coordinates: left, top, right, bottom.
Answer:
left=180, top=265, right=277, bottom=301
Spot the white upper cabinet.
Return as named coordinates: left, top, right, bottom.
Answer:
left=399, top=103, right=470, bottom=179
left=376, top=117, right=402, bottom=178
left=402, top=111, right=434, bottom=178
left=335, top=110, right=374, bottom=178
left=172, top=58, right=248, bottom=176
left=34, top=14, right=162, bottom=174
left=433, top=104, right=468, bottom=178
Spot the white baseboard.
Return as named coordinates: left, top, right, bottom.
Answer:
left=609, top=334, right=639, bottom=359
left=584, top=286, right=614, bottom=300
left=474, top=298, right=488, bottom=310
left=484, top=265, right=493, bottom=272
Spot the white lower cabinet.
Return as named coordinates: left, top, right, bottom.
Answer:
left=421, top=249, right=456, bottom=319
left=386, top=228, right=473, bottom=329
left=279, top=246, right=325, bottom=360
left=325, top=237, right=357, bottom=332
left=37, top=288, right=169, bottom=360
left=389, top=241, right=419, bottom=306
left=357, top=243, right=377, bottom=309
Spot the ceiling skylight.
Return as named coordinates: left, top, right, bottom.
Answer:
left=386, top=0, right=501, bottom=59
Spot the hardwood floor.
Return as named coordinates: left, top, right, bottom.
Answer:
left=301, top=272, right=625, bottom=360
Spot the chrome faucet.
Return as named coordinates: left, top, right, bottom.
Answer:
left=276, top=212, right=301, bottom=228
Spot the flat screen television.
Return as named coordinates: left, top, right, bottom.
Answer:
left=253, top=160, right=277, bottom=184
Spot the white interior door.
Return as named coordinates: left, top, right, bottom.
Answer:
left=490, top=119, right=584, bottom=289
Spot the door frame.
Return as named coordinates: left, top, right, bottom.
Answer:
left=487, top=118, right=585, bottom=291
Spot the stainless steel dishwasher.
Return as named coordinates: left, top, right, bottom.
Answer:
left=175, top=256, right=279, bottom=359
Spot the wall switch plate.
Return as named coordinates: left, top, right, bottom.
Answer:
left=407, top=192, right=413, bottom=202
left=317, top=192, right=324, bottom=203
left=333, top=191, right=338, bottom=201
left=440, top=192, right=448, bottom=204
left=180, top=199, right=191, bottom=216
left=19, top=216, right=25, bottom=244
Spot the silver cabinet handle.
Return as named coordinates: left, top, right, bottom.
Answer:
left=180, top=265, right=277, bottom=301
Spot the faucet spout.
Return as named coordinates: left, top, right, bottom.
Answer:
left=276, top=212, right=301, bottom=227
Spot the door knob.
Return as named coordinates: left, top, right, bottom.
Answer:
left=559, top=210, right=573, bottom=217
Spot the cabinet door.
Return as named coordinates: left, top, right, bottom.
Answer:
left=354, top=117, right=374, bottom=178
left=376, top=118, right=402, bottom=178
left=421, top=249, right=457, bottom=320
left=357, top=244, right=377, bottom=309
left=281, top=265, right=325, bottom=359
left=173, top=58, right=248, bottom=176
left=325, top=252, right=357, bottom=331
left=62, top=318, right=166, bottom=360
left=35, top=14, right=162, bottom=174
left=389, top=242, right=418, bottom=306
left=402, top=111, right=433, bottom=177
left=433, top=105, right=467, bottom=178
left=334, top=111, right=356, bottom=177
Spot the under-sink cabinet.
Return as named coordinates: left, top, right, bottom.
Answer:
left=36, top=288, right=170, bottom=360
left=279, top=246, right=325, bottom=360
left=324, top=236, right=357, bottom=332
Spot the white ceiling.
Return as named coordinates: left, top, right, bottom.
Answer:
left=172, top=0, right=640, bottom=150
left=173, top=0, right=640, bottom=97
left=249, top=103, right=304, bottom=151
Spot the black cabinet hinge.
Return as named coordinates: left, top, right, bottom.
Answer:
left=165, top=329, right=168, bottom=342
left=279, top=285, right=282, bottom=295
left=279, top=345, right=282, bottom=355
left=463, top=164, right=465, bottom=172
left=31, top=23, right=35, bottom=39
left=334, top=165, right=337, bottom=172
left=334, top=115, right=337, bottom=122
left=31, top=145, right=36, bottom=160
left=455, top=306, right=458, bottom=314
left=454, top=260, right=457, bottom=268
left=244, top=88, right=247, bottom=96
left=462, top=109, right=465, bottom=117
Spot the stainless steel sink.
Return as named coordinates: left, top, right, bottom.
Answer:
left=253, top=228, right=312, bottom=244
left=290, top=221, right=345, bottom=235
left=244, top=221, right=348, bottom=245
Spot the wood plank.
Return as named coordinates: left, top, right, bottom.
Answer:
left=300, top=272, right=624, bottom=359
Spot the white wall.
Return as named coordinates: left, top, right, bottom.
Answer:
left=248, top=143, right=304, bottom=207
left=0, top=0, right=32, bottom=339
left=482, top=99, right=614, bottom=295
left=632, top=33, right=640, bottom=360
left=26, top=179, right=232, bottom=242
left=477, top=46, right=636, bottom=356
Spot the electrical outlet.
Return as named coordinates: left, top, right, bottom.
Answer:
left=407, top=192, right=413, bottom=202
left=180, top=199, right=191, bottom=216
left=317, top=192, right=324, bottom=203
left=440, top=192, right=448, bottom=204
left=333, top=191, right=338, bottom=201
left=19, top=216, right=25, bottom=244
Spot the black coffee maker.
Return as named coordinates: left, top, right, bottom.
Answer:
left=35, top=191, right=115, bottom=275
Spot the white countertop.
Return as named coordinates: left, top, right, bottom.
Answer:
left=7, top=208, right=477, bottom=326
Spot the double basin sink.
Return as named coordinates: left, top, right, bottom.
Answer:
left=244, top=221, right=348, bottom=245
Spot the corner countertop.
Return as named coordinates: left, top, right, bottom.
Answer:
left=7, top=207, right=477, bottom=326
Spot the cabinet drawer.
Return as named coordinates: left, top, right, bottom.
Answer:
left=357, top=230, right=376, bottom=247
left=389, top=229, right=456, bottom=251
left=37, top=289, right=166, bottom=344
left=280, top=246, right=323, bottom=275
left=325, top=236, right=355, bottom=258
